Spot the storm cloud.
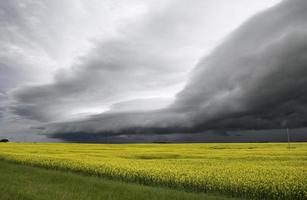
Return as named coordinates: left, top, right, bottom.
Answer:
left=2, top=0, right=307, bottom=142
left=174, top=0, right=307, bottom=130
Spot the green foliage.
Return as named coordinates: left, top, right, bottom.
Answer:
left=0, top=143, right=306, bottom=200
left=0, top=160, right=234, bottom=200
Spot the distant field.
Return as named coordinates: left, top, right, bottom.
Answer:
left=0, top=143, right=306, bottom=200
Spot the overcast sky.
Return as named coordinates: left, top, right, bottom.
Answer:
left=2, top=0, right=307, bottom=142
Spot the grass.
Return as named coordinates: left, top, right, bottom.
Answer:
left=0, top=160, right=240, bottom=200
left=0, top=143, right=306, bottom=199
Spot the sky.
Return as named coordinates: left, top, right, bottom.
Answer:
left=1, top=0, right=307, bottom=142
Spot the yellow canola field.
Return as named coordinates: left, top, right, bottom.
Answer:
left=0, top=143, right=306, bottom=200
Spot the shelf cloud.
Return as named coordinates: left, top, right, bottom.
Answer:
left=1, top=0, right=307, bottom=142
left=41, top=0, right=307, bottom=137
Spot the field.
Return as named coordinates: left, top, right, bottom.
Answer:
left=0, top=143, right=306, bottom=200
left=0, top=160, right=238, bottom=200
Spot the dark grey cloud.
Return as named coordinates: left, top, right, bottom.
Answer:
left=4, top=0, right=306, bottom=142
left=10, top=0, right=266, bottom=123
left=10, top=37, right=184, bottom=122
left=49, top=128, right=307, bottom=143
left=173, top=0, right=307, bottom=130
left=40, top=0, right=307, bottom=140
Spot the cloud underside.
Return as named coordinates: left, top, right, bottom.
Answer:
left=7, top=0, right=307, bottom=139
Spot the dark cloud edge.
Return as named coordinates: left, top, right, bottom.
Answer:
left=40, top=0, right=307, bottom=141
